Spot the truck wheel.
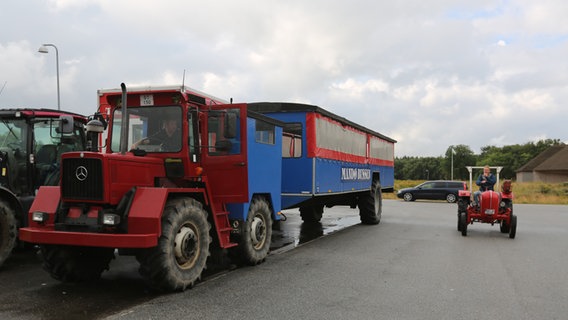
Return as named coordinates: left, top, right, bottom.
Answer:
left=137, top=198, right=211, bottom=291
left=509, top=215, right=517, bottom=239
left=459, top=212, right=468, bottom=236
left=235, top=198, right=272, bottom=265
left=41, top=245, right=115, bottom=282
left=359, top=180, right=382, bottom=225
left=0, top=200, right=17, bottom=268
left=300, top=205, right=323, bottom=223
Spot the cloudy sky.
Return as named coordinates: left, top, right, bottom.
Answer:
left=1, top=0, right=566, bottom=156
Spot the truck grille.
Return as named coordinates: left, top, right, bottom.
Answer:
left=61, top=158, right=103, bottom=201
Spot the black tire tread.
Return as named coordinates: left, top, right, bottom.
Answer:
left=0, top=200, right=17, bottom=268
left=137, top=197, right=211, bottom=291
left=359, top=180, right=382, bottom=225
left=41, top=245, right=115, bottom=282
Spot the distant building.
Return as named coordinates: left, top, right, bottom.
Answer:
left=516, top=145, right=568, bottom=183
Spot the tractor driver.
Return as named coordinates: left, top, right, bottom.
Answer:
left=132, top=116, right=181, bottom=152
left=473, top=165, right=496, bottom=205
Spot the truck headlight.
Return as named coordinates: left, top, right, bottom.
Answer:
left=103, top=214, right=121, bottom=226
left=32, top=211, right=49, bottom=223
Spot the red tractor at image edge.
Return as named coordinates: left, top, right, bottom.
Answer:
left=457, top=180, right=517, bottom=238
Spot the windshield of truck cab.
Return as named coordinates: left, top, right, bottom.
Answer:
left=111, top=106, right=182, bottom=153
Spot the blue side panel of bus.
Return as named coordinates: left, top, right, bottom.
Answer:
left=227, top=117, right=283, bottom=221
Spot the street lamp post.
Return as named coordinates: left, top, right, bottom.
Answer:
left=38, top=44, right=60, bottom=110
left=450, top=146, right=455, bottom=180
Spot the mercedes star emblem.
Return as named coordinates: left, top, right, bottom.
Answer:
left=75, top=166, right=88, bottom=181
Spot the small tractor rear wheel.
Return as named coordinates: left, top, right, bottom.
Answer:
left=137, top=197, right=211, bottom=291
left=359, top=180, right=382, bottom=225
left=509, top=214, right=517, bottom=239
left=234, top=198, right=272, bottom=266
left=459, top=212, right=468, bottom=236
left=41, top=245, right=115, bottom=282
left=0, top=200, right=17, bottom=268
left=300, top=205, right=324, bottom=224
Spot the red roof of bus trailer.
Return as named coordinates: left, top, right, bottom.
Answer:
left=0, top=108, right=87, bottom=122
left=246, top=102, right=397, bottom=143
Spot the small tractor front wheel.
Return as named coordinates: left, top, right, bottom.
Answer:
left=0, top=200, right=17, bottom=268
left=459, top=212, right=468, bottom=237
left=41, top=245, right=115, bottom=282
left=509, top=214, right=517, bottom=239
left=138, top=197, right=211, bottom=291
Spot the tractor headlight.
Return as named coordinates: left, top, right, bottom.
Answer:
left=500, top=201, right=506, bottom=208
left=103, top=214, right=121, bottom=226
left=32, top=211, right=49, bottom=223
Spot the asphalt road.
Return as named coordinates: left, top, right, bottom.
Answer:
left=1, top=200, right=567, bottom=320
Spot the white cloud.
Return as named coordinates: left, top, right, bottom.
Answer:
left=0, top=0, right=567, bottom=157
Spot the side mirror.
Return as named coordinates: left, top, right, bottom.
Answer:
left=59, top=115, right=74, bottom=134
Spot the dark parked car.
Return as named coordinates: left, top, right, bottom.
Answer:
left=397, top=180, right=467, bottom=203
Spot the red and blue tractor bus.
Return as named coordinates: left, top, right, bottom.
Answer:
left=19, top=84, right=395, bottom=291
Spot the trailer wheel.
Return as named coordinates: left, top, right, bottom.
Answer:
left=359, top=180, right=382, bottom=225
left=300, top=205, right=324, bottom=224
left=0, top=200, right=17, bottom=268
left=459, top=212, right=468, bottom=236
left=41, top=245, right=115, bottom=282
left=509, top=214, right=517, bottom=239
left=234, top=198, right=272, bottom=266
left=137, top=198, right=211, bottom=291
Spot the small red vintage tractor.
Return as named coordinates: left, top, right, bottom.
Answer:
left=457, top=180, right=517, bottom=238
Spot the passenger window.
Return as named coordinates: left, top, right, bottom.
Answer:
left=282, top=123, right=302, bottom=158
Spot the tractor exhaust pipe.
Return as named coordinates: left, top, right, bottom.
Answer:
left=120, top=83, right=129, bottom=155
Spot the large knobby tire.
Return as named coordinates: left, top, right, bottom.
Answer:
left=459, top=212, right=468, bottom=237
left=300, top=205, right=324, bottom=224
left=359, top=180, right=382, bottom=225
left=509, top=214, right=517, bottom=239
left=236, top=199, right=272, bottom=266
left=41, top=245, right=115, bottom=282
left=137, top=198, right=211, bottom=291
left=0, top=200, right=17, bottom=268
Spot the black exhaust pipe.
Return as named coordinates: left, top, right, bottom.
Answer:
left=120, top=83, right=129, bottom=155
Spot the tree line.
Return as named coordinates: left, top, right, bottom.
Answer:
left=395, top=139, right=564, bottom=181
